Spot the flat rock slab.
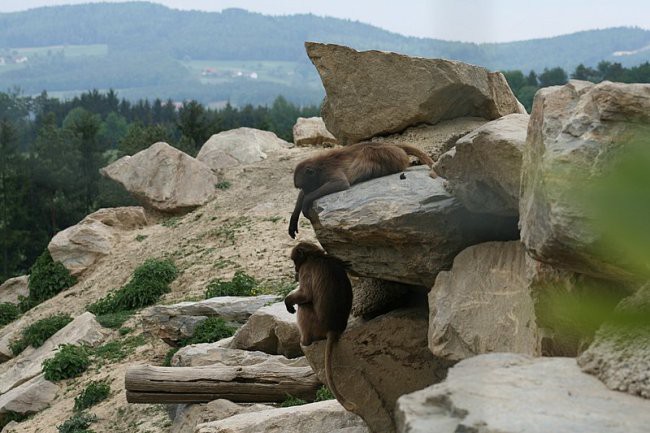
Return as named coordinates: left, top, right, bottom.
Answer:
left=172, top=345, right=310, bottom=369
left=0, top=374, right=58, bottom=420
left=170, top=399, right=273, bottom=433
left=306, top=42, right=524, bottom=144
left=395, top=353, right=650, bottom=433
left=311, top=167, right=518, bottom=287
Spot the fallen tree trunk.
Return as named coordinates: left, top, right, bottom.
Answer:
left=125, top=363, right=321, bottom=404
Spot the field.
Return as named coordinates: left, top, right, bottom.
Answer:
left=0, top=44, right=108, bottom=72
left=183, top=60, right=302, bottom=85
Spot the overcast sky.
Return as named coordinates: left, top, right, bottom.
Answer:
left=0, top=0, right=648, bottom=43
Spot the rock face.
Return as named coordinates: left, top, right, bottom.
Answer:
left=48, top=207, right=147, bottom=276
left=171, top=345, right=310, bottom=369
left=306, top=42, right=524, bottom=145
left=429, top=241, right=539, bottom=360
left=0, top=374, right=58, bottom=422
left=435, top=114, right=529, bottom=216
left=578, top=284, right=650, bottom=398
left=310, top=167, right=518, bottom=287
left=197, top=128, right=291, bottom=170
left=100, top=142, right=218, bottom=213
left=196, top=400, right=369, bottom=433
left=303, top=308, right=453, bottom=433
left=0, top=276, right=29, bottom=305
left=350, top=277, right=412, bottom=320
left=520, top=80, right=650, bottom=281
left=293, top=117, right=338, bottom=147
left=230, top=302, right=302, bottom=358
left=141, top=295, right=278, bottom=344
left=394, top=353, right=650, bottom=433
left=170, top=399, right=273, bottom=433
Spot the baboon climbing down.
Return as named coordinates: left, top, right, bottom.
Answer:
left=284, top=242, right=356, bottom=411
left=289, top=141, right=435, bottom=238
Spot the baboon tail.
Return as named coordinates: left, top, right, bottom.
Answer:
left=395, top=143, right=434, bottom=167
left=325, top=332, right=357, bottom=412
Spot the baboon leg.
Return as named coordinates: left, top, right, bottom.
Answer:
left=289, top=190, right=305, bottom=238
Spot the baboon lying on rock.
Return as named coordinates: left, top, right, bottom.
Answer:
left=289, top=141, right=435, bottom=238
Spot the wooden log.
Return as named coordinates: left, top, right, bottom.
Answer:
left=125, top=363, right=321, bottom=404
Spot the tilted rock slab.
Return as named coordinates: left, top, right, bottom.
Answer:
left=578, top=283, right=650, bottom=399
left=435, top=113, right=529, bottom=216
left=48, top=206, right=147, bottom=276
left=302, top=308, right=454, bottom=433
left=429, top=241, right=540, bottom=361
left=197, top=127, right=291, bottom=170
left=170, top=399, right=273, bottom=433
left=0, top=276, right=28, bottom=305
left=0, top=374, right=58, bottom=422
left=171, top=345, right=310, bottom=369
left=0, top=312, right=106, bottom=393
left=395, top=353, right=650, bottom=433
left=230, top=302, right=302, bottom=358
left=293, top=117, right=338, bottom=147
left=520, top=80, right=650, bottom=281
left=141, top=295, right=278, bottom=344
left=310, top=167, right=519, bottom=287
left=100, top=142, right=218, bottom=213
left=196, top=400, right=369, bottom=433
left=306, top=42, right=525, bottom=144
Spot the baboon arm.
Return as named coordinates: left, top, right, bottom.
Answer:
left=284, top=288, right=310, bottom=314
left=288, top=190, right=304, bottom=239
left=301, top=178, right=350, bottom=216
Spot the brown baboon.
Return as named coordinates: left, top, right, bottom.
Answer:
left=289, top=141, right=435, bottom=238
left=285, top=242, right=356, bottom=411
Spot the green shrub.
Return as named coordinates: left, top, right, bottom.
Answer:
left=205, top=271, right=257, bottom=298
left=0, top=302, right=20, bottom=327
left=93, top=334, right=146, bottom=364
left=57, top=411, right=96, bottom=433
left=180, top=317, right=236, bottom=346
left=28, top=250, right=77, bottom=305
left=162, top=347, right=179, bottom=366
left=10, top=314, right=73, bottom=355
left=74, top=381, right=110, bottom=411
left=95, top=311, right=133, bottom=329
left=215, top=180, right=231, bottom=190
left=87, top=259, right=178, bottom=315
left=42, top=344, right=90, bottom=381
left=315, top=385, right=334, bottom=401
left=280, top=394, right=307, bottom=407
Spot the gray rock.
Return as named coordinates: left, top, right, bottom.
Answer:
left=303, top=308, right=454, bottom=433
left=100, top=142, right=218, bottom=213
left=306, top=42, right=524, bottom=145
left=520, top=80, right=650, bottom=281
left=311, top=166, right=518, bottom=287
left=435, top=113, right=529, bottom=216
left=170, top=399, right=273, bottom=433
left=350, top=277, right=413, bottom=320
left=0, top=374, right=58, bottom=420
left=293, top=117, right=338, bottom=147
left=0, top=276, right=28, bottom=305
left=429, top=241, right=540, bottom=361
left=171, top=345, right=310, bottom=369
left=230, top=302, right=302, bottom=358
left=395, top=353, right=650, bottom=433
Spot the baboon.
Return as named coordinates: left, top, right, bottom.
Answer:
left=285, top=242, right=356, bottom=411
left=289, top=141, right=435, bottom=238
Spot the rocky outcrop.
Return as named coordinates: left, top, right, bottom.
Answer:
left=0, top=375, right=58, bottom=424
left=230, top=302, right=302, bottom=358
left=303, top=308, right=453, bottom=433
left=306, top=42, right=524, bottom=144
left=48, top=207, right=147, bottom=276
left=196, top=400, right=369, bottom=433
left=170, top=399, right=273, bottom=433
left=520, top=80, right=650, bottom=281
left=293, top=117, right=338, bottom=147
left=171, top=345, right=310, bottom=369
left=429, top=241, right=539, bottom=360
left=100, top=142, right=218, bottom=213
left=0, top=276, right=28, bottom=305
left=197, top=128, right=291, bottom=170
left=435, top=113, right=529, bottom=216
left=395, top=353, right=650, bottom=433
left=310, top=167, right=518, bottom=287
left=350, top=277, right=413, bottom=320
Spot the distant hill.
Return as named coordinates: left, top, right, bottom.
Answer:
left=0, top=2, right=649, bottom=105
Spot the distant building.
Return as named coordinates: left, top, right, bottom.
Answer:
left=14, top=56, right=28, bottom=64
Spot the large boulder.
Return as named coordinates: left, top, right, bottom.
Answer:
left=293, top=117, right=338, bottom=147
left=230, top=302, right=302, bottom=358
left=100, top=142, right=218, bottom=213
left=302, top=308, right=454, bottom=433
left=350, top=277, right=413, bottom=320
left=197, top=128, right=291, bottom=170
left=429, top=241, right=540, bottom=360
left=520, top=80, right=650, bottom=281
left=435, top=113, right=529, bottom=216
left=48, top=207, right=147, bottom=276
left=171, top=345, right=310, bottom=369
left=0, top=276, right=28, bottom=305
left=170, top=399, right=273, bottom=433
left=395, top=353, right=650, bottom=433
left=306, top=42, right=525, bottom=145
left=0, top=374, right=58, bottom=424
left=310, top=166, right=518, bottom=287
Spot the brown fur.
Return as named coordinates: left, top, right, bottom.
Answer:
left=285, top=242, right=356, bottom=411
left=289, top=141, right=436, bottom=237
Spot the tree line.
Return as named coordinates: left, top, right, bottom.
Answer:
left=0, top=90, right=318, bottom=282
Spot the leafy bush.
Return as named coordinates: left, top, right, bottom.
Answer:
left=42, top=344, right=90, bottom=381
left=280, top=394, right=307, bottom=407
left=162, top=347, right=179, bottom=366
left=215, top=181, right=231, bottom=190
left=10, top=314, right=73, bottom=355
left=0, top=302, right=20, bottom=327
left=57, top=411, right=97, bottom=433
left=93, top=334, right=146, bottom=364
left=87, top=259, right=178, bottom=315
left=28, top=250, right=77, bottom=305
left=205, top=271, right=257, bottom=298
left=74, top=381, right=110, bottom=411
left=315, top=385, right=334, bottom=401
left=95, top=311, right=133, bottom=329
left=180, top=317, right=236, bottom=346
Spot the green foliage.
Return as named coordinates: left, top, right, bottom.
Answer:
left=162, top=347, right=179, bottom=367
left=135, top=234, right=147, bottom=242
left=27, top=250, right=77, bottom=305
left=215, top=181, right=231, bottom=190
left=258, top=279, right=297, bottom=297
left=10, top=314, right=73, bottom=355
left=42, top=344, right=91, bottom=381
left=95, top=311, right=133, bottom=329
left=0, top=302, right=20, bottom=327
left=57, top=411, right=97, bottom=433
left=280, top=394, right=307, bottom=407
left=161, top=217, right=181, bottom=228
left=205, top=271, right=257, bottom=298
left=538, top=67, right=568, bottom=87
left=74, top=381, right=110, bottom=411
left=93, top=334, right=146, bottom=364
left=180, top=317, right=236, bottom=346
left=315, top=385, right=335, bottom=401
left=87, top=259, right=177, bottom=315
